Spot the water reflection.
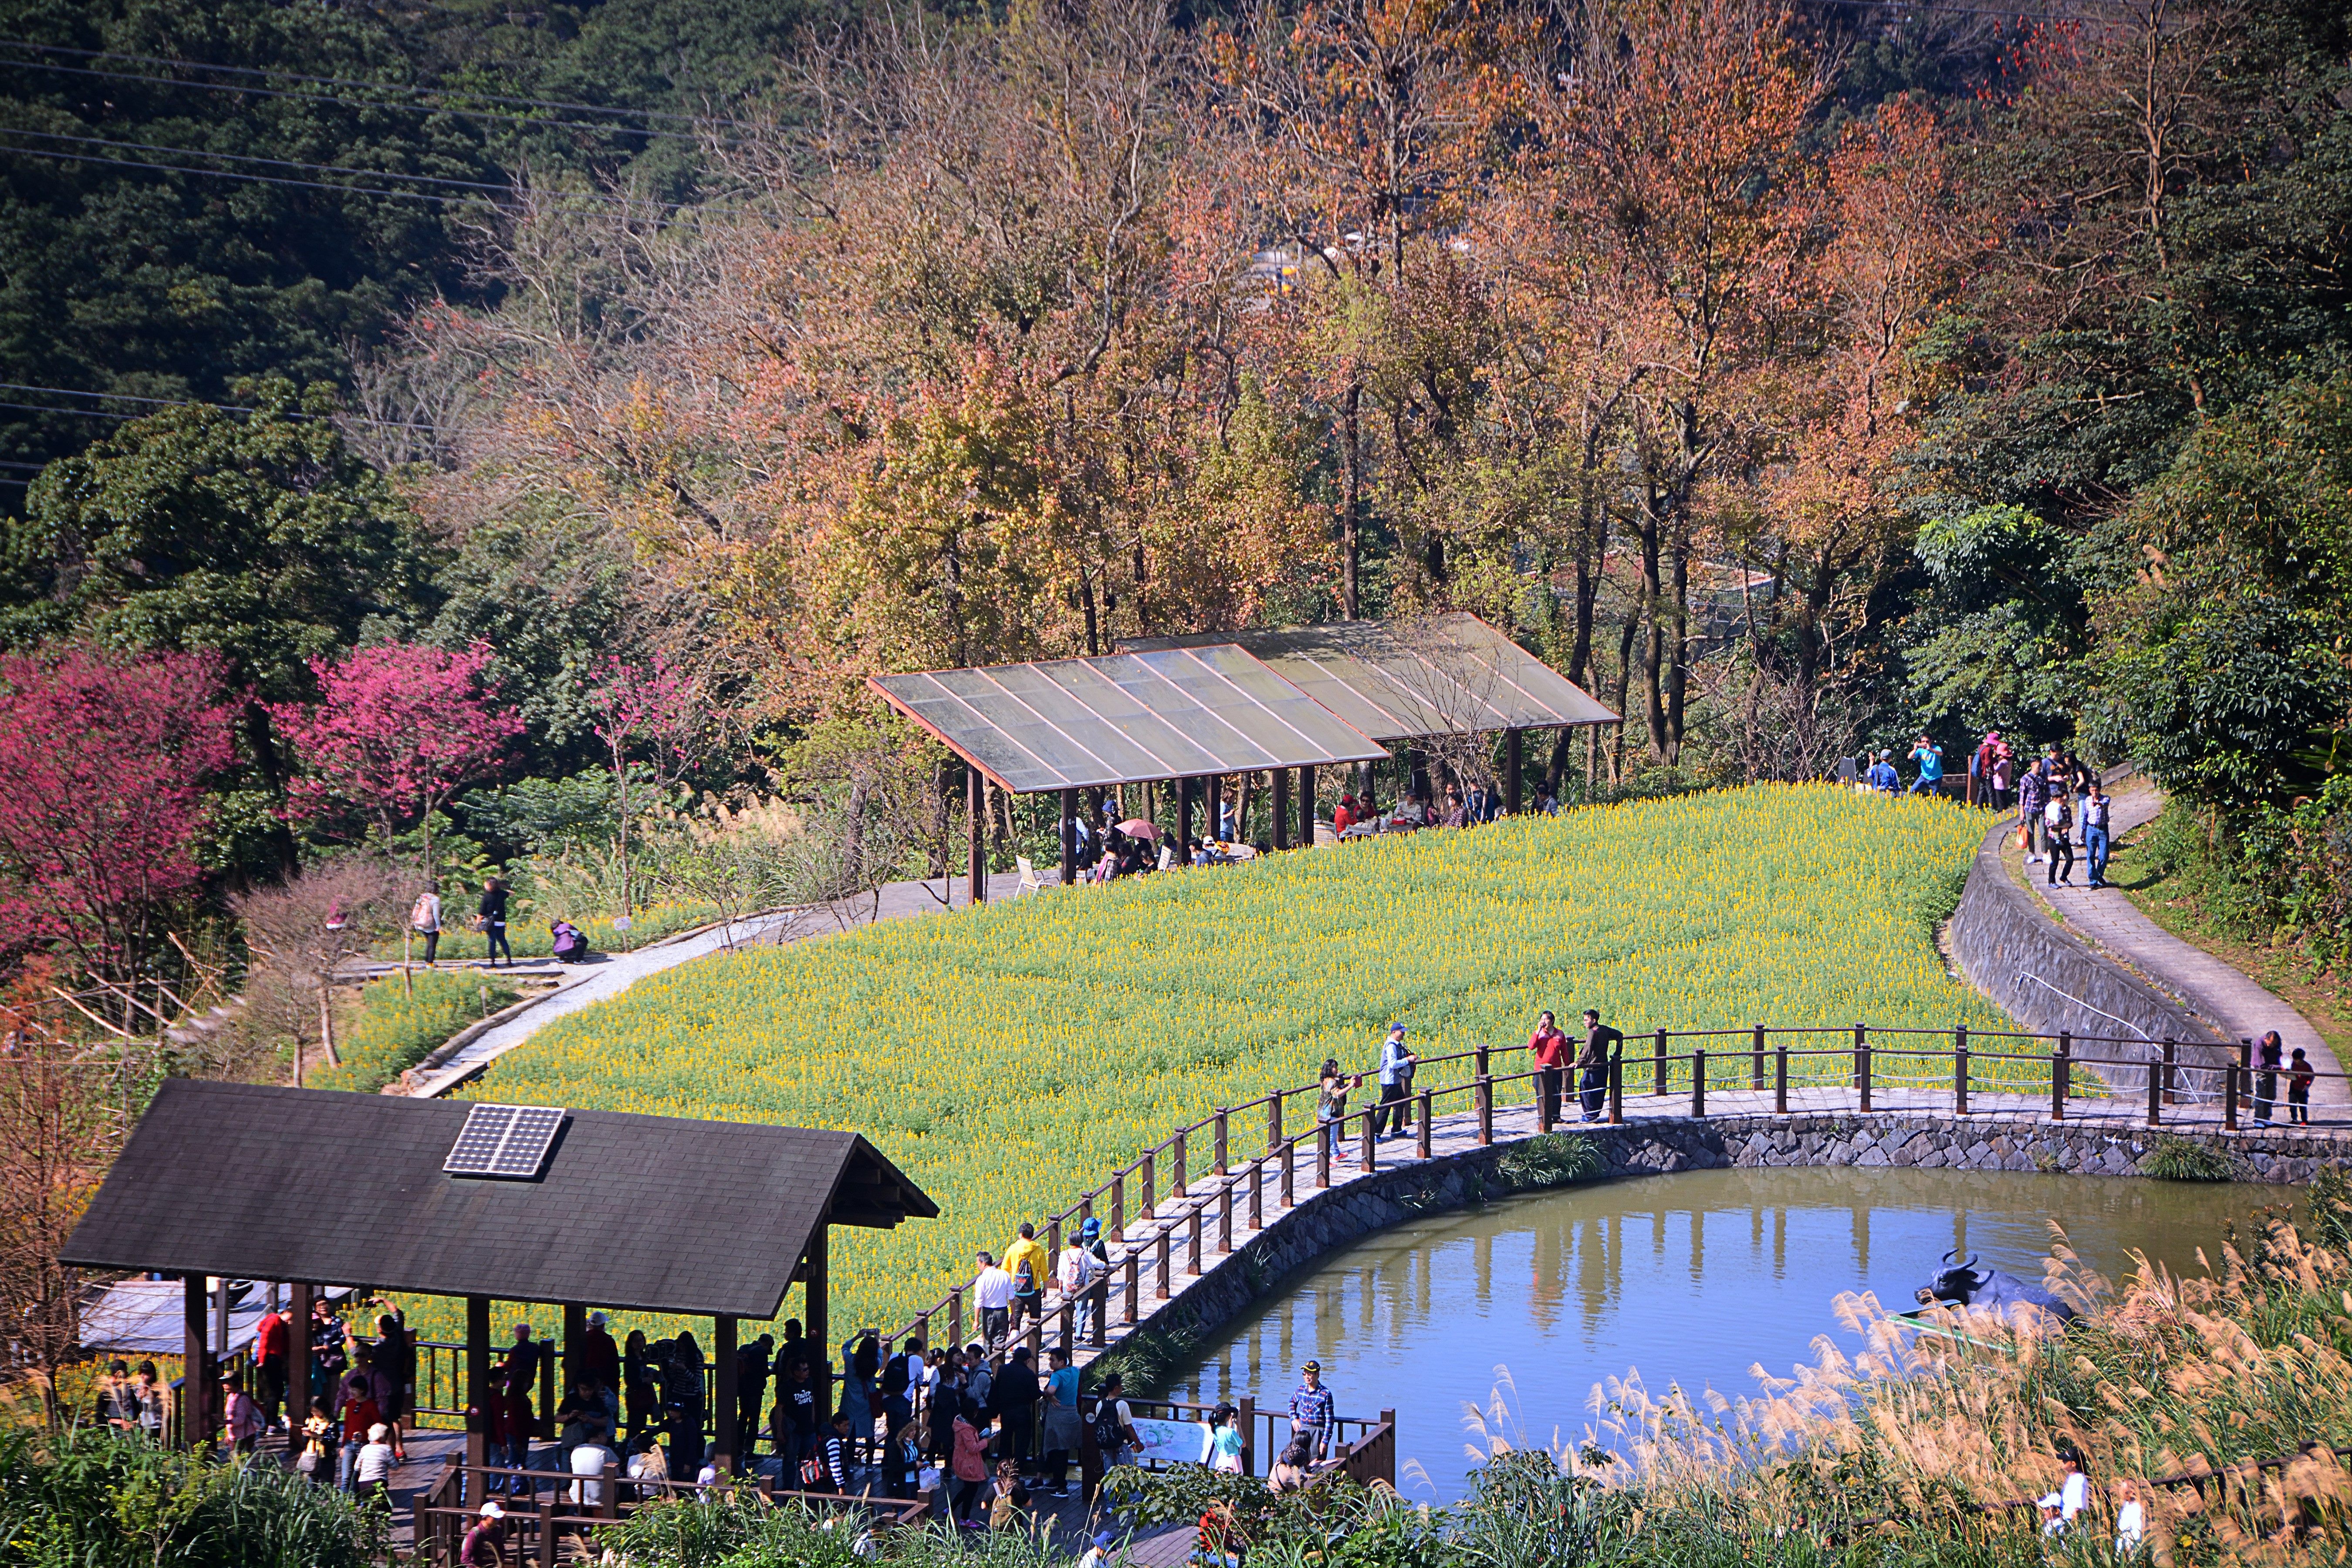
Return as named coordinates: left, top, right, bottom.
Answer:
left=1165, top=1167, right=2276, bottom=1499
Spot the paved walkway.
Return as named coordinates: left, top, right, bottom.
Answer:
left=2013, top=779, right=2344, bottom=1108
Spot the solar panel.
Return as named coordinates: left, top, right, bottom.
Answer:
left=443, top=1103, right=567, bottom=1179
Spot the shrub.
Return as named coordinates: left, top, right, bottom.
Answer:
left=1493, top=1134, right=1603, bottom=1193
left=2139, top=1134, right=2233, bottom=1181
left=308, top=970, right=517, bottom=1093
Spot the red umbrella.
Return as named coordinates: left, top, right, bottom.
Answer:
left=1115, top=818, right=1161, bottom=839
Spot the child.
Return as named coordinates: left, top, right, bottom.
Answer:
left=2290, top=1048, right=2316, bottom=1125
left=1208, top=1403, right=1245, bottom=1473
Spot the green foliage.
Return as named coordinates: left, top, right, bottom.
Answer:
left=308, top=969, right=518, bottom=1093
left=0, top=1425, right=386, bottom=1568
left=1903, top=505, right=2090, bottom=745
left=2138, top=1134, right=2233, bottom=1183
left=585, top=1492, right=1063, bottom=1568
left=2308, top=1164, right=2352, bottom=1253
left=1492, top=1133, right=1603, bottom=1193
left=460, top=769, right=620, bottom=857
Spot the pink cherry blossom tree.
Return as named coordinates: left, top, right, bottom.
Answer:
left=271, top=642, right=522, bottom=873
left=0, top=647, right=235, bottom=994
left=587, top=655, right=703, bottom=916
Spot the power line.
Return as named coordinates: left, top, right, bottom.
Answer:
left=0, top=381, right=441, bottom=432
left=0, top=37, right=766, bottom=132
left=0, top=140, right=717, bottom=219
left=0, top=125, right=548, bottom=201
left=0, top=53, right=753, bottom=149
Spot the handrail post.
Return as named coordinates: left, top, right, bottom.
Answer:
left=1955, top=1041, right=1969, bottom=1117
left=2163, top=1038, right=2178, bottom=1105
left=1215, top=1109, right=1229, bottom=1176
left=1269, top=1095, right=1283, bottom=1154
left=1112, top=1174, right=1125, bottom=1242
left=1653, top=1028, right=1667, bottom=1096
left=1316, top=1127, right=1331, bottom=1188
left=1774, top=1044, right=1788, bottom=1115
left=1174, top=1130, right=1187, bottom=1197
left=1536, top=1065, right=1554, bottom=1133
left=1219, top=1179, right=1233, bottom=1252
left=1281, top=1138, right=1296, bottom=1207
left=1156, top=1230, right=1171, bottom=1297
left=1359, top=1107, right=1376, bottom=1173
left=2146, top=1050, right=2162, bottom=1128
left=1237, top=1396, right=1255, bottom=1476
left=1250, top=1158, right=1263, bottom=1230
left=1187, top=1210, right=1202, bottom=1276
left=1858, top=1034, right=1872, bottom=1115
left=1474, top=1043, right=1490, bottom=1078
left=2225, top=1064, right=2239, bottom=1130
left=1142, top=1150, right=1156, bottom=1217
left=1691, top=1048, right=1706, bottom=1117
left=1608, top=1055, right=1622, bottom=1124
left=1476, top=1076, right=1494, bottom=1145
left=950, top=1287, right=963, bottom=1353
left=1751, top=1024, right=1765, bottom=1090
left=1416, top=1089, right=1433, bottom=1158
left=1124, top=1254, right=1139, bottom=1323
left=2052, top=1031, right=2071, bottom=1121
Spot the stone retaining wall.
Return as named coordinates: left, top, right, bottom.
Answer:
left=1944, top=815, right=2228, bottom=1085
left=1102, top=1112, right=2349, bottom=1392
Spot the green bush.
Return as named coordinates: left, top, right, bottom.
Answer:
left=2140, top=1134, right=2234, bottom=1181
left=1493, top=1133, right=1603, bottom=1193
left=587, top=1493, right=1065, bottom=1568
left=0, top=1426, right=386, bottom=1568
left=309, top=971, right=517, bottom=1093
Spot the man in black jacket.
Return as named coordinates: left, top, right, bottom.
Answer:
left=1578, top=1010, right=1622, bottom=1121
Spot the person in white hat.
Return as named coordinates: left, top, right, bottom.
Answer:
left=353, top=1422, right=398, bottom=1500
left=461, top=1500, right=506, bottom=1567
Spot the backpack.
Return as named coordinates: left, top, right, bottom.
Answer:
left=1092, top=1398, right=1125, bottom=1453
left=2044, top=798, right=2065, bottom=827
left=882, top=1354, right=909, bottom=1398
left=410, top=894, right=435, bottom=930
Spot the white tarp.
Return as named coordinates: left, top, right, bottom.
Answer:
left=78, top=1279, right=354, bottom=1355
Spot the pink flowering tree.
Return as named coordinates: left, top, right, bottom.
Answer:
left=0, top=647, right=235, bottom=990
left=587, top=655, right=703, bottom=915
left=271, top=642, right=522, bottom=872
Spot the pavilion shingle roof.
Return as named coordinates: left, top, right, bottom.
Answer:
left=61, top=1079, right=935, bottom=1319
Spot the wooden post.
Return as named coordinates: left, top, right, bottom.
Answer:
left=1207, top=774, right=1223, bottom=846
left=539, top=1325, right=557, bottom=1441
left=1955, top=1042, right=1970, bottom=1116
left=1268, top=1096, right=1282, bottom=1153
left=1250, top=1159, right=1263, bottom=1230
left=1536, top=1068, right=1553, bottom=1133
left=1751, top=1025, right=1765, bottom=1090
left=182, top=1274, right=215, bottom=1451
left=1177, top=777, right=1194, bottom=864
left=1280, top=1139, right=1295, bottom=1207
left=1237, top=1396, right=1256, bottom=1476
left=1504, top=728, right=1523, bottom=815
left=1774, top=1045, right=1788, bottom=1115
left=538, top=1497, right=557, bottom=1567
left=1298, top=764, right=1315, bottom=846
left=2146, top=1052, right=2163, bottom=1128
left=966, top=767, right=987, bottom=904
left=1476, top=1076, right=1494, bottom=1145
left=948, top=1285, right=963, bottom=1354
left=1416, top=1089, right=1433, bottom=1157
left=1112, top=1174, right=1125, bottom=1241
left=1142, top=1150, right=1156, bottom=1218
left=1691, top=1048, right=1706, bottom=1117
left=1272, top=769, right=1291, bottom=851
left=2225, top=1064, right=2240, bottom=1130
left=286, top=1281, right=313, bottom=1451
left=1653, top=1028, right=1667, bottom=1096
left=1214, top=1109, right=1229, bottom=1175
left=1358, top=1107, right=1376, bottom=1172
left=562, top=1303, right=585, bottom=1399
left=466, top=1294, right=491, bottom=1479
left=1173, top=1131, right=1187, bottom=1198
left=1060, top=789, right=1077, bottom=888
left=1218, top=1180, right=1233, bottom=1252
left=2052, top=1031, right=2071, bottom=1121
left=805, top=1226, right=831, bottom=1422
left=2163, top=1038, right=2178, bottom=1105
left=1857, top=1032, right=1872, bottom=1115
left=1316, top=1126, right=1331, bottom=1188
left=1474, top=1043, right=1490, bottom=1078
left=713, top=1315, right=738, bottom=1475
left=1609, top=1055, right=1622, bottom=1124
left=1156, top=1232, right=1171, bottom=1299
left=1187, top=1210, right=1202, bottom=1275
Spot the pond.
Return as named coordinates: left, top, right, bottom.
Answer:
left=1160, top=1166, right=2282, bottom=1499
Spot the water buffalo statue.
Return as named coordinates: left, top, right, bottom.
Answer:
left=1913, top=1250, right=2075, bottom=1325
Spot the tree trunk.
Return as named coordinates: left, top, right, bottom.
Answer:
left=1639, top=503, right=1666, bottom=761
left=243, top=700, right=301, bottom=876
left=1665, top=529, right=1690, bottom=766
left=1341, top=385, right=1363, bottom=619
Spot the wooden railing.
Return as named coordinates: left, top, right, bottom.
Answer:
left=871, top=1023, right=2295, bottom=1369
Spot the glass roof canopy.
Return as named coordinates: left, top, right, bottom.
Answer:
left=869, top=643, right=1392, bottom=795
left=1122, top=612, right=1617, bottom=743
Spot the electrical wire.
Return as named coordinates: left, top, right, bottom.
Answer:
left=0, top=381, right=441, bottom=432
left=0, top=124, right=558, bottom=200
left=0, top=53, right=755, bottom=149
left=0, top=36, right=766, bottom=131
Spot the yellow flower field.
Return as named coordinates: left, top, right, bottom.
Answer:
left=439, top=784, right=2007, bottom=1346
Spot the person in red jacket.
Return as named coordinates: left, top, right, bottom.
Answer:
left=1530, top=1010, right=1570, bottom=1126
left=252, top=1304, right=289, bottom=1433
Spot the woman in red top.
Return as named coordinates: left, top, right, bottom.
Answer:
left=1333, top=794, right=1357, bottom=837
left=337, top=1370, right=380, bottom=1490
left=1529, top=1010, right=1570, bottom=1126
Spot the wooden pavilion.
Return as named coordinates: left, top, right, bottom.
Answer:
left=60, top=1079, right=936, bottom=1471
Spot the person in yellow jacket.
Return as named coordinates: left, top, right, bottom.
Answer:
left=1003, top=1222, right=1050, bottom=1335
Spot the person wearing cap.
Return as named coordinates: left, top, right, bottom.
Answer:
left=460, top=1500, right=507, bottom=1568
left=1058, top=1225, right=1105, bottom=1342
left=353, top=1421, right=398, bottom=1501
left=1288, top=1361, right=1335, bottom=1462
left=578, top=1310, right=621, bottom=1395
left=1077, top=1527, right=1121, bottom=1568
left=1372, top=1024, right=1417, bottom=1140
left=1866, top=750, right=1899, bottom=793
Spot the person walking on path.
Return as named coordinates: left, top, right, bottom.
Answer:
left=410, top=883, right=443, bottom=966
left=253, top=1303, right=288, bottom=1434
left=1909, top=736, right=1944, bottom=796
left=1058, top=1228, right=1105, bottom=1343
left=1288, top=1360, right=1336, bottom=1462
left=2018, top=759, right=2050, bottom=864
left=478, top=878, right=513, bottom=967
left=2044, top=790, right=2076, bottom=886
left=1003, top=1223, right=1049, bottom=1335
left=1577, top=1010, right=1621, bottom=1121
left=1316, top=1059, right=1358, bottom=1164
left=1372, top=1024, right=1417, bottom=1139
left=1040, top=1345, right=1081, bottom=1497
left=2079, top=780, right=2113, bottom=888
left=1530, top=1010, right=1569, bottom=1126
left=971, top=1252, right=1015, bottom=1350
left=2291, top=1048, right=2315, bottom=1125
left=2254, top=1030, right=2284, bottom=1127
